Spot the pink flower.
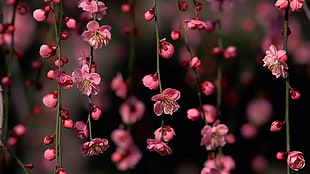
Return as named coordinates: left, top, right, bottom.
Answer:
left=170, top=29, right=181, bottom=40
left=42, top=91, right=58, bottom=108
left=111, top=128, right=133, bottom=149
left=71, top=64, right=101, bottom=96
left=189, top=57, right=201, bottom=69
left=111, top=73, right=127, bottom=99
left=151, top=88, right=180, bottom=116
left=275, top=0, right=289, bottom=10
left=200, top=81, right=214, bottom=96
left=202, top=104, right=217, bottom=123
left=39, top=44, right=57, bottom=59
left=246, top=98, right=272, bottom=126
left=53, top=70, right=73, bottom=89
left=154, top=126, right=176, bottom=142
left=287, top=151, right=305, bottom=171
left=112, top=146, right=142, bottom=171
left=263, top=44, right=288, bottom=78
left=91, top=105, right=102, bottom=120
left=223, top=46, right=237, bottom=59
left=81, top=21, right=111, bottom=49
left=146, top=139, right=172, bottom=156
left=65, top=17, right=76, bottom=29
left=290, top=0, right=304, bottom=12
left=203, top=154, right=235, bottom=174
left=200, top=120, right=229, bottom=150
left=119, top=96, right=145, bottom=125
left=62, top=119, right=74, bottom=128
left=33, top=8, right=49, bottom=22
left=270, top=120, right=285, bottom=132
left=96, top=1, right=108, bottom=20
left=44, top=148, right=56, bottom=161
left=78, top=0, right=98, bottom=14
left=159, top=38, right=174, bottom=59
left=74, top=121, right=89, bottom=139
left=80, top=138, right=109, bottom=156
left=290, top=89, right=301, bottom=100
left=142, top=73, right=159, bottom=90
left=184, top=18, right=208, bottom=30
left=187, top=108, right=201, bottom=121
left=144, top=8, right=155, bottom=21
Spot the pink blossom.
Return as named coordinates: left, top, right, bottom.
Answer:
left=71, top=64, right=101, bottom=96
left=290, top=89, right=301, bottom=100
left=111, top=73, right=127, bottom=99
left=290, top=0, right=304, bottom=12
left=170, top=29, right=181, bottom=40
left=206, top=0, right=233, bottom=12
left=246, top=98, right=272, bottom=126
left=11, top=124, right=26, bottom=137
left=159, top=38, right=174, bottom=59
left=119, top=96, right=145, bottom=125
left=111, top=128, right=133, bottom=148
left=201, top=168, right=220, bottom=174
left=144, top=8, right=155, bottom=21
left=202, top=104, right=217, bottom=123
left=65, top=17, right=76, bottom=29
left=142, top=73, right=159, bottom=90
left=53, top=70, right=73, bottom=89
left=80, top=138, right=109, bottom=156
left=263, top=44, right=288, bottom=78
left=146, top=139, right=172, bottom=156
left=189, top=57, right=201, bottom=69
left=178, top=1, right=188, bottom=11
left=42, top=91, right=58, bottom=108
left=56, top=168, right=67, bottom=174
left=39, top=44, right=57, bottom=59
left=44, top=148, right=56, bottom=161
left=251, top=155, right=267, bottom=173
left=270, top=120, right=285, bottom=132
left=112, top=146, right=142, bottom=171
left=81, top=21, right=111, bottom=49
left=62, top=119, right=73, bottom=128
left=33, top=8, right=49, bottom=22
left=187, top=108, right=200, bottom=121
left=200, top=81, right=214, bottom=96
left=44, top=134, right=55, bottom=145
left=96, top=1, right=108, bottom=20
left=200, top=120, right=229, bottom=150
left=154, top=126, right=176, bottom=142
left=184, top=18, right=208, bottom=30
left=223, top=46, right=237, bottom=59
left=151, top=88, right=180, bottom=116
left=287, top=151, right=305, bottom=171
left=91, top=105, right=102, bottom=120
left=203, top=154, right=235, bottom=174
left=74, top=121, right=89, bottom=139
left=275, top=0, right=289, bottom=10
left=240, top=123, right=257, bottom=139
left=276, top=151, right=287, bottom=160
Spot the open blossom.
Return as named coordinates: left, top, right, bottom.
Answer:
left=78, top=0, right=108, bottom=19
left=287, top=151, right=305, bottom=171
left=151, top=88, right=180, bottom=116
left=290, top=0, right=304, bottom=12
left=184, top=18, right=208, bottom=30
left=263, top=44, right=288, bottom=78
left=202, top=154, right=235, bottom=174
left=72, top=64, right=101, bottom=96
left=53, top=70, right=73, bottom=89
left=146, top=139, right=172, bottom=156
left=200, top=120, right=229, bottom=150
left=81, top=21, right=111, bottom=49
left=119, top=96, right=145, bottom=125
left=80, top=138, right=109, bottom=156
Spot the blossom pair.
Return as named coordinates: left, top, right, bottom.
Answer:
left=275, top=0, right=304, bottom=12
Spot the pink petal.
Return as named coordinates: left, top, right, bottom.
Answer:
left=154, top=102, right=163, bottom=116
left=89, top=73, right=101, bottom=85
left=86, top=21, right=99, bottom=31
left=162, top=88, right=180, bottom=100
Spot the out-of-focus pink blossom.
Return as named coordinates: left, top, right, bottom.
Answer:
left=151, top=88, right=180, bottom=116
left=42, top=91, right=58, bottom=108
left=119, top=96, right=145, bottom=125
left=44, top=148, right=56, bottom=161
left=53, top=70, right=73, bottom=89
left=56, top=168, right=67, bottom=174
left=290, top=0, right=304, bottom=12
left=275, top=0, right=289, bottom=10
left=251, top=155, right=267, bottom=173
left=200, top=81, right=214, bottom=96
left=111, top=73, right=127, bottom=99
left=202, top=104, right=217, bottom=123
left=91, top=105, right=102, bottom=120
left=187, top=108, right=200, bottom=121
left=72, top=64, right=101, bottom=96
left=33, top=8, right=49, bottom=21
left=201, top=167, right=220, bottom=174
left=170, top=29, right=181, bottom=40
left=111, top=128, right=133, bottom=149
left=206, top=0, right=234, bottom=12
left=159, top=38, right=174, bottom=59
left=263, top=44, right=288, bottom=78
left=74, top=121, right=89, bottom=139
left=80, top=138, right=109, bottom=156
left=240, top=123, right=257, bottom=139
left=189, top=57, right=201, bottom=69
left=11, top=124, right=26, bottom=137
left=39, top=44, right=57, bottom=59
left=225, top=133, right=235, bottom=144
left=287, top=151, right=305, bottom=171
left=146, top=139, right=172, bottom=156
left=112, top=146, right=142, bottom=171
left=223, top=46, right=237, bottom=59
left=203, top=154, right=235, bottom=174
left=154, top=126, right=176, bottom=142
left=270, top=120, right=285, bottom=132
left=246, top=98, right=272, bottom=126
left=81, top=21, right=111, bottom=49
left=184, top=18, right=208, bottom=30
left=276, top=151, right=287, bottom=160
left=200, top=120, right=229, bottom=150
left=142, top=73, right=159, bottom=90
